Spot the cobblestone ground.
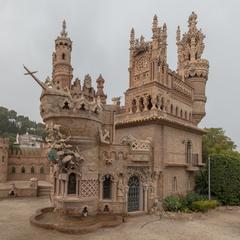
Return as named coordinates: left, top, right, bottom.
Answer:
left=1, top=197, right=240, bottom=240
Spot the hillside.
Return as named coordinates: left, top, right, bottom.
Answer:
left=0, top=106, right=45, bottom=144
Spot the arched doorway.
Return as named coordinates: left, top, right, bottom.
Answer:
left=128, top=176, right=140, bottom=212
left=68, top=173, right=76, bottom=194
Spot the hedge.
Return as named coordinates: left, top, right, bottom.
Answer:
left=191, top=200, right=218, bottom=212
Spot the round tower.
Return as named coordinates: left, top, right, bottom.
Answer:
left=52, top=20, right=73, bottom=90
left=0, top=138, right=9, bottom=183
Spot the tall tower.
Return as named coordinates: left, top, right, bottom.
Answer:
left=0, top=138, right=9, bottom=183
left=176, top=12, right=209, bottom=125
left=52, top=20, right=73, bottom=90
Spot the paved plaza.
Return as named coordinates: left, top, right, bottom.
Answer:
left=0, top=197, right=240, bottom=240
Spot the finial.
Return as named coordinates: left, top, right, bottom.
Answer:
left=163, top=22, right=167, bottom=31
left=188, top=11, right=198, bottom=31
left=152, top=14, right=158, bottom=28
left=97, top=74, right=104, bottom=83
left=130, top=27, right=135, bottom=40
left=61, top=19, right=68, bottom=37
left=176, top=25, right=181, bottom=42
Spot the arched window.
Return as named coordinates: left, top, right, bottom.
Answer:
left=68, top=173, right=76, bottom=194
left=170, top=104, right=173, bottom=114
left=2, top=156, right=4, bottom=162
left=40, top=166, right=44, bottom=174
left=172, top=176, right=178, bottom=192
left=80, top=104, right=86, bottom=111
left=21, top=166, right=25, bottom=174
left=131, top=99, right=137, bottom=113
left=62, top=53, right=65, bottom=60
left=31, top=166, right=35, bottom=174
left=180, top=110, right=183, bottom=118
left=103, top=175, right=112, bottom=199
left=187, top=141, right=192, bottom=164
left=11, top=166, right=16, bottom=174
left=139, top=97, right=144, bottom=112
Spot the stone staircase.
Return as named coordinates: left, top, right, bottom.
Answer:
left=37, top=185, right=52, bottom=197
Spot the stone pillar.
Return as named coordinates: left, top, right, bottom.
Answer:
left=99, top=179, right=103, bottom=200
left=112, top=180, right=117, bottom=202
left=143, top=96, right=148, bottom=111
left=136, top=97, right=140, bottom=113
left=143, top=184, right=148, bottom=213
left=125, top=186, right=129, bottom=214
left=151, top=95, right=157, bottom=110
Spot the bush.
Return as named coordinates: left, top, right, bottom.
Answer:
left=191, top=200, right=218, bottom=212
left=164, top=195, right=186, bottom=212
left=185, top=192, right=207, bottom=209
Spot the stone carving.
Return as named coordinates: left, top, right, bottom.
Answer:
left=80, top=180, right=98, bottom=198
left=46, top=124, right=83, bottom=174
left=99, top=127, right=111, bottom=144
left=127, top=166, right=151, bottom=183
left=117, top=175, right=125, bottom=197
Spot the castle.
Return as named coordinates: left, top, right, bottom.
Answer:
left=23, top=11, right=208, bottom=215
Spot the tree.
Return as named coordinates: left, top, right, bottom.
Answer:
left=0, top=106, right=45, bottom=144
left=202, top=128, right=238, bottom=162
left=196, top=153, right=240, bottom=205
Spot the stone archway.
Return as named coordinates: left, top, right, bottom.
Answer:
left=128, top=176, right=140, bottom=212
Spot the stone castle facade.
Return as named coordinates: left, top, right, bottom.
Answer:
left=23, top=12, right=208, bottom=215
left=0, top=138, right=49, bottom=183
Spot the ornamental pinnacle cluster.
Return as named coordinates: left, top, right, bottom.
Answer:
left=24, top=12, right=209, bottom=216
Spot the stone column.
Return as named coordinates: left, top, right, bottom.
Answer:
left=143, top=184, right=148, bottom=213
left=99, top=179, right=103, bottom=200
left=151, top=95, right=157, bottom=110
left=136, top=97, right=140, bottom=113
left=112, top=180, right=117, bottom=202
left=143, top=96, right=148, bottom=111
left=125, top=186, right=129, bottom=214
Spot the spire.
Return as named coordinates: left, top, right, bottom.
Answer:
left=176, top=25, right=181, bottom=43
left=152, top=14, right=158, bottom=38
left=152, top=14, right=158, bottom=29
left=130, top=27, right=135, bottom=47
left=188, top=11, right=198, bottom=32
left=96, top=74, right=107, bottom=104
left=60, top=19, right=68, bottom=37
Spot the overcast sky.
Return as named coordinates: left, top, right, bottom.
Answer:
left=0, top=0, right=239, bottom=148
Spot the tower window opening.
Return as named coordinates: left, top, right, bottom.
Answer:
left=80, top=104, right=86, bottom=111
left=63, top=101, right=70, bottom=109
left=147, top=96, right=152, bottom=110
left=139, top=97, right=144, bottom=112
left=62, top=53, right=65, bottom=60
left=21, top=166, right=25, bottom=174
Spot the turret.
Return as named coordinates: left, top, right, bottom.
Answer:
left=96, top=74, right=107, bottom=104
left=177, top=12, right=209, bottom=125
left=0, top=138, right=9, bottom=183
left=52, top=20, right=73, bottom=90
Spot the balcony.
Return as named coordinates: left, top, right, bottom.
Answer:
left=186, top=154, right=200, bottom=171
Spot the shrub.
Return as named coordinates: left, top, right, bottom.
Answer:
left=191, top=200, right=218, bottom=212
left=164, top=195, right=185, bottom=212
left=185, top=192, right=207, bottom=208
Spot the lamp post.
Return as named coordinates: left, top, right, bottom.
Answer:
left=208, top=156, right=211, bottom=200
